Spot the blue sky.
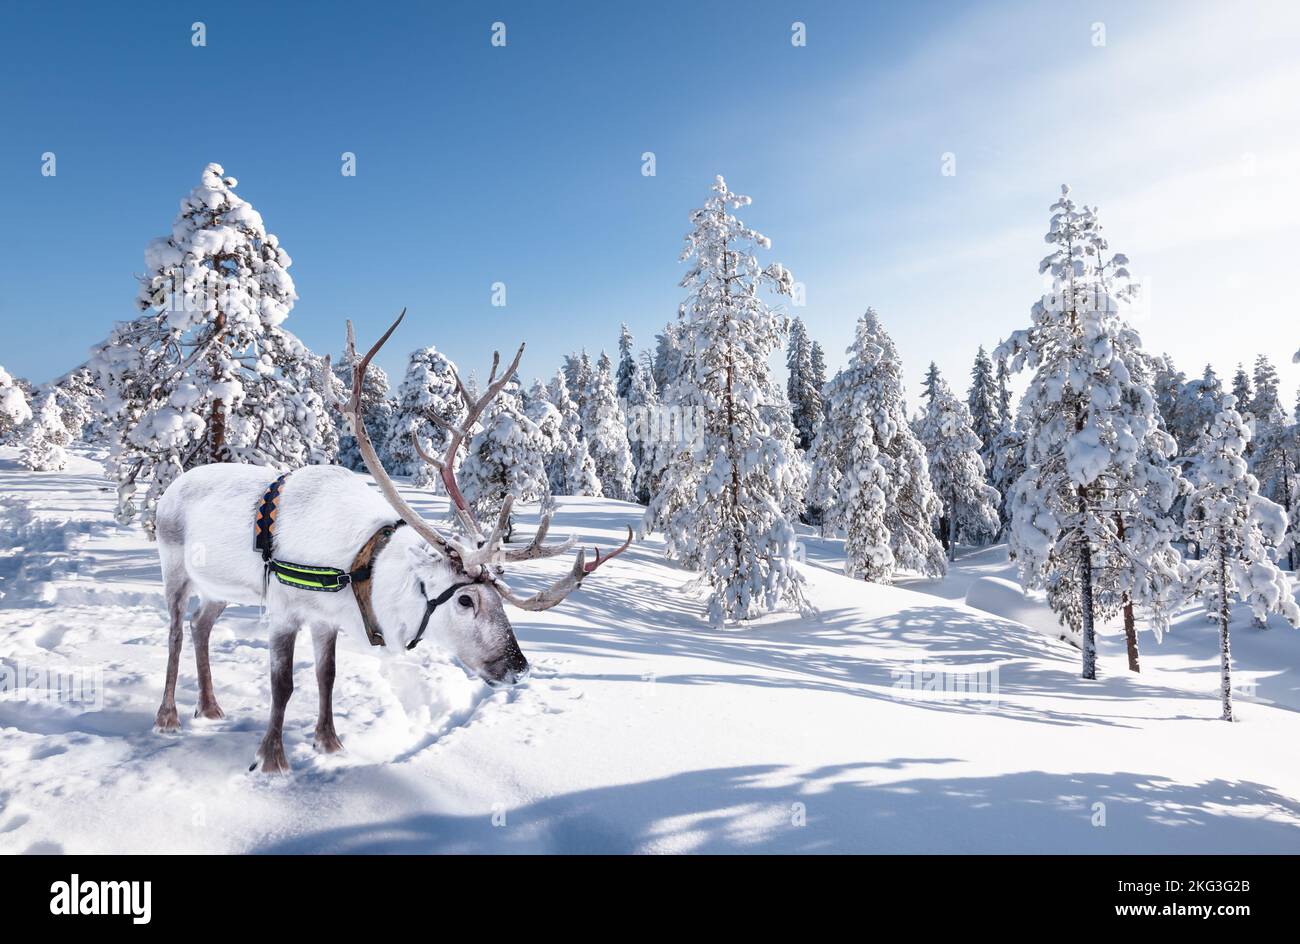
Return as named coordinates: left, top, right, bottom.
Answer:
left=2, top=0, right=1298, bottom=404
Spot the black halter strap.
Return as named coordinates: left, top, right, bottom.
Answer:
left=407, top=580, right=480, bottom=651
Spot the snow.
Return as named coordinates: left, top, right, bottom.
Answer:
left=3, top=447, right=1300, bottom=853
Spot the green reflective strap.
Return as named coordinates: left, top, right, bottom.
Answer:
left=269, top=560, right=349, bottom=592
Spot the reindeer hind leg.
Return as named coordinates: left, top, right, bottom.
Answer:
left=191, top=599, right=228, bottom=719
left=154, top=572, right=190, bottom=733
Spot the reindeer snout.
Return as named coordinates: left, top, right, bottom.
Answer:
left=484, top=647, right=530, bottom=687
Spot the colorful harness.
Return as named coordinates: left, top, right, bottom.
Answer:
left=254, top=473, right=407, bottom=647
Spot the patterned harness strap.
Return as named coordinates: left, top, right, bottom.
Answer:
left=253, top=472, right=404, bottom=646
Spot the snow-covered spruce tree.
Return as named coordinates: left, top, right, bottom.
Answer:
left=458, top=379, right=548, bottom=538
left=544, top=371, right=601, bottom=497
left=644, top=175, right=807, bottom=623
left=919, top=371, right=1000, bottom=558
left=582, top=352, right=635, bottom=501
left=0, top=366, right=33, bottom=443
left=383, top=345, right=463, bottom=487
left=998, top=186, right=1188, bottom=679
left=968, top=346, right=1001, bottom=483
left=616, top=324, right=637, bottom=403
left=43, top=365, right=105, bottom=443
left=1184, top=399, right=1300, bottom=720
left=786, top=316, right=823, bottom=451
left=811, top=310, right=945, bottom=581
left=93, top=164, right=333, bottom=532
left=523, top=378, right=563, bottom=512
left=20, top=393, right=70, bottom=471
left=334, top=320, right=395, bottom=473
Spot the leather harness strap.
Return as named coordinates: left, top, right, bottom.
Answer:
left=254, top=473, right=407, bottom=648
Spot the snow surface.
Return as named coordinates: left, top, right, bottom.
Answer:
left=2, top=447, right=1300, bottom=853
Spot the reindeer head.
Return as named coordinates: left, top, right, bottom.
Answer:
left=343, top=311, right=631, bottom=687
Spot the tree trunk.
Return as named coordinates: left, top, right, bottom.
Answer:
left=1123, top=597, right=1140, bottom=673
left=1115, top=514, right=1139, bottom=672
left=947, top=513, right=957, bottom=562
left=1080, top=536, right=1097, bottom=680
left=1218, top=546, right=1233, bottom=722
left=206, top=311, right=229, bottom=463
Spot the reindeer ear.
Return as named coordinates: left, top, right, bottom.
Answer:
left=406, top=543, right=442, bottom=568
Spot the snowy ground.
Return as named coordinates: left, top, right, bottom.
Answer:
left=2, top=447, right=1299, bottom=854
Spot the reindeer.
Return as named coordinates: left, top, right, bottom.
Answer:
left=151, top=312, right=631, bottom=773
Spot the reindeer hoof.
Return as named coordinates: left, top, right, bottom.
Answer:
left=154, top=705, right=181, bottom=733
left=254, top=739, right=291, bottom=775
left=194, top=702, right=225, bottom=720
left=313, top=731, right=344, bottom=754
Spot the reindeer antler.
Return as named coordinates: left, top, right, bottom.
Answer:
left=490, top=527, right=634, bottom=611
left=351, top=311, right=633, bottom=600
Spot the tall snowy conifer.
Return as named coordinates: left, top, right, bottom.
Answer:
left=582, top=353, right=635, bottom=501
left=968, top=346, right=1000, bottom=481
left=786, top=316, right=823, bottom=451
left=458, top=379, right=548, bottom=537
left=1184, top=398, right=1300, bottom=720
left=811, top=309, right=945, bottom=581
left=919, top=371, right=1000, bottom=558
left=544, top=371, right=601, bottom=497
left=644, top=176, right=807, bottom=623
left=93, top=164, right=333, bottom=531
left=384, top=346, right=464, bottom=487
left=616, top=324, right=637, bottom=404
left=998, top=185, right=1180, bottom=679
left=334, top=320, right=395, bottom=473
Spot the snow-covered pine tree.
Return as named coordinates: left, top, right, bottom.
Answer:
left=919, top=371, right=1000, bottom=558
left=582, top=352, right=635, bottom=501
left=40, top=366, right=104, bottom=444
left=458, top=378, right=548, bottom=537
left=1250, top=355, right=1284, bottom=426
left=334, top=320, right=395, bottom=473
left=0, top=366, right=33, bottom=443
left=785, top=316, right=823, bottom=451
left=811, top=309, right=946, bottom=581
left=644, top=175, right=807, bottom=623
left=92, top=164, right=334, bottom=532
left=967, top=346, right=1000, bottom=482
left=1184, top=398, right=1300, bottom=720
left=20, top=393, right=70, bottom=471
left=810, top=340, right=828, bottom=415
left=544, top=371, right=601, bottom=497
left=616, top=324, right=637, bottom=404
left=997, top=185, right=1180, bottom=679
left=995, top=354, right=1014, bottom=428
left=920, top=361, right=942, bottom=403
left=383, top=345, right=464, bottom=487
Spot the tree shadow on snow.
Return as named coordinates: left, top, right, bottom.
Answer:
left=252, top=761, right=1300, bottom=854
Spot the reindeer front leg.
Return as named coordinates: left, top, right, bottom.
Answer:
left=312, top=627, right=343, bottom=754
left=254, top=625, right=298, bottom=774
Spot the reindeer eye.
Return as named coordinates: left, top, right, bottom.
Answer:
left=457, top=594, right=474, bottom=609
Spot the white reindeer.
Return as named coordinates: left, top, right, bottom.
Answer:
left=152, top=313, right=631, bottom=773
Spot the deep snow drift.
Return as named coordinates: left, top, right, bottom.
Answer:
left=1, top=447, right=1299, bottom=853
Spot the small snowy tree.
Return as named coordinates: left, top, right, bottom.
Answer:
left=0, top=366, right=32, bottom=442
left=383, top=345, right=463, bottom=487
left=582, top=352, right=635, bottom=501
left=919, top=371, right=1000, bottom=558
left=644, top=175, right=807, bottom=623
left=1184, top=399, right=1300, bottom=720
left=20, top=393, right=70, bottom=471
left=786, top=316, right=823, bottom=451
left=544, top=371, right=601, bottom=497
left=94, top=164, right=334, bottom=531
left=811, top=310, right=945, bottom=582
left=624, top=363, right=657, bottom=504
left=458, top=379, right=548, bottom=537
